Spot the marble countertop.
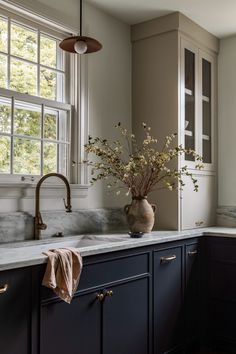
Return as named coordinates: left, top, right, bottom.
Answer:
left=0, top=227, right=236, bottom=271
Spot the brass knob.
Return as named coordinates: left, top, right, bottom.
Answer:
left=0, top=284, right=8, bottom=294
left=96, top=293, right=104, bottom=302
left=106, top=290, right=113, bottom=297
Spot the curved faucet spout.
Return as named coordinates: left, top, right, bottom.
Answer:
left=34, top=173, right=72, bottom=240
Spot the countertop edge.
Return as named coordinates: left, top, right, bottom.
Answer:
left=1, top=227, right=236, bottom=271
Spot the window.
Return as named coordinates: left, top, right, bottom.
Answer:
left=0, top=8, right=71, bottom=179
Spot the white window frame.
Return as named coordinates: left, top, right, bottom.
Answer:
left=0, top=5, right=77, bottom=185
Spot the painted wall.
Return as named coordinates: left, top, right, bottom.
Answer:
left=218, top=36, right=236, bottom=206
left=1, top=0, right=132, bottom=212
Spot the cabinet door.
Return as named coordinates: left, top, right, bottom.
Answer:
left=185, top=243, right=200, bottom=345
left=181, top=173, right=216, bottom=229
left=180, top=38, right=199, bottom=170
left=154, top=247, right=183, bottom=354
left=103, top=277, right=150, bottom=354
left=199, top=50, right=216, bottom=171
left=0, top=268, right=31, bottom=354
left=40, top=291, right=101, bottom=354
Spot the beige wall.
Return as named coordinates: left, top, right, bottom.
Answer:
left=0, top=0, right=132, bottom=212
left=218, top=36, right=236, bottom=206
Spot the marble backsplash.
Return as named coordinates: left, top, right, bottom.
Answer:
left=0, top=208, right=128, bottom=243
left=217, top=206, right=236, bottom=227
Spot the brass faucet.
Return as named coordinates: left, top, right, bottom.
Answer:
left=34, top=173, right=72, bottom=240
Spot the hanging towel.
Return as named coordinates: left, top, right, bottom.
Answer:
left=42, top=247, right=83, bottom=304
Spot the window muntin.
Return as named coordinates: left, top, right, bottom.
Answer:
left=0, top=9, right=71, bottom=179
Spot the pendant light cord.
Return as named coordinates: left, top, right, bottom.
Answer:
left=80, top=0, right=83, bottom=36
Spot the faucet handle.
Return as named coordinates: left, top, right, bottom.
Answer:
left=63, top=198, right=72, bottom=212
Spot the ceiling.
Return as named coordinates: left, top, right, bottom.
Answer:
left=87, top=0, right=236, bottom=38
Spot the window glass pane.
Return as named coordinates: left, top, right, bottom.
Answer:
left=13, top=138, right=40, bottom=174
left=0, top=97, right=11, bottom=133
left=43, top=142, right=57, bottom=173
left=11, top=23, right=37, bottom=62
left=40, top=69, right=64, bottom=101
left=0, top=54, right=7, bottom=88
left=0, top=17, right=8, bottom=53
left=14, top=101, right=41, bottom=137
left=0, top=135, right=10, bottom=173
left=40, top=35, right=57, bottom=68
left=44, top=109, right=57, bottom=140
left=40, top=68, right=56, bottom=100
left=58, top=143, right=68, bottom=175
left=58, top=110, right=68, bottom=141
left=10, top=58, right=37, bottom=95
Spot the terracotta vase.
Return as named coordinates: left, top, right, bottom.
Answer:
left=124, top=197, right=157, bottom=233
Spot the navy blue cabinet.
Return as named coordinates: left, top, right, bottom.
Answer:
left=154, top=246, right=183, bottom=354
left=185, top=243, right=200, bottom=347
left=0, top=237, right=206, bottom=354
left=0, top=267, right=31, bottom=354
left=39, top=251, right=151, bottom=354
left=40, top=291, right=101, bottom=354
left=206, top=237, right=236, bottom=351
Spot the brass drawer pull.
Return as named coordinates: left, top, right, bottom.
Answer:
left=96, top=293, right=105, bottom=302
left=160, top=255, right=176, bottom=263
left=188, top=250, right=198, bottom=256
left=106, top=290, right=113, bottom=297
left=0, top=284, right=8, bottom=294
left=195, top=221, right=204, bottom=227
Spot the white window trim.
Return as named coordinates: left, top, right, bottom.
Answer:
left=0, top=2, right=90, bottom=195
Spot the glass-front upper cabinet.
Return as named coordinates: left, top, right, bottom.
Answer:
left=181, top=38, right=215, bottom=171
left=184, top=48, right=196, bottom=162
left=200, top=50, right=215, bottom=168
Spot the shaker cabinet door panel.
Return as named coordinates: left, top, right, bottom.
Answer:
left=40, top=292, right=101, bottom=354
left=181, top=174, right=216, bottom=229
left=103, top=277, right=150, bottom=354
left=154, top=247, right=183, bottom=354
left=185, top=243, right=200, bottom=343
left=0, top=268, right=31, bottom=354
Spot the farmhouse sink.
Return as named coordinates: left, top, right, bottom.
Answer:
left=0, top=234, right=129, bottom=252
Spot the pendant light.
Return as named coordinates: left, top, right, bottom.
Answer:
left=59, top=0, right=102, bottom=54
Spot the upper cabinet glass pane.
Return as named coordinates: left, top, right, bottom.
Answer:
left=202, top=58, right=212, bottom=164
left=184, top=49, right=195, bottom=162
left=0, top=17, right=8, bottom=53
left=185, top=49, right=195, bottom=93
left=202, top=59, right=211, bottom=98
left=11, top=22, right=37, bottom=62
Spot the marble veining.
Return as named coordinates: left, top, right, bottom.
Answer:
left=217, top=206, right=236, bottom=227
left=0, top=227, right=236, bottom=271
left=0, top=208, right=127, bottom=243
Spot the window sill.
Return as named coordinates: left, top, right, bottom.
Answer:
left=0, top=182, right=90, bottom=199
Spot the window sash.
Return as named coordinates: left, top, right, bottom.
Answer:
left=0, top=5, right=74, bottom=183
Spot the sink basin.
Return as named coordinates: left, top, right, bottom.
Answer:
left=48, top=235, right=128, bottom=249
left=0, top=234, right=129, bottom=253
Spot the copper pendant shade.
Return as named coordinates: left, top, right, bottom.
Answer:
left=59, top=0, right=102, bottom=54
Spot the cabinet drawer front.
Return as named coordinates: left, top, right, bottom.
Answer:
left=41, top=252, right=150, bottom=300
left=79, top=253, right=150, bottom=290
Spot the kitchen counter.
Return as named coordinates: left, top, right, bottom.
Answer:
left=0, top=227, right=236, bottom=271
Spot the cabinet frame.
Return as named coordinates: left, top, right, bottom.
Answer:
left=180, top=37, right=216, bottom=172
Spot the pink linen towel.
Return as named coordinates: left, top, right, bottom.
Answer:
left=42, top=247, right=83, bottom=304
